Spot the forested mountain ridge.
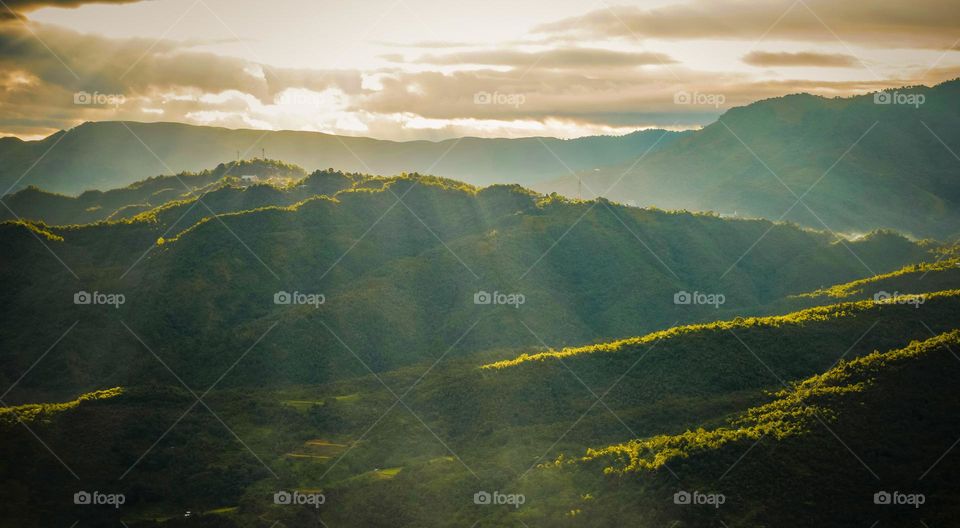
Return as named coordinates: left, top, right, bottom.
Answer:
left=0, top=159, right=312, bottom=225
left=0, top=173, right=936, bottom=398
left=540, top=330, right=960, bottom=527
left=0, top=159, right=355, bottom=226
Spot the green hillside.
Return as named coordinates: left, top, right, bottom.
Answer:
left=541, top=330, right=960, bottom=527
left=795, top=256, right=960, bottom=301
left=0, top=174, right=938, bottom=396
left=0, top=159, right=310, bottom=226
left=2, top=290, right=958, bottom=527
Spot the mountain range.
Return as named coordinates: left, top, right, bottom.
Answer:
left=6, top=79, right=960, bottom=240
left=538, top=79, right=960, bottom=239
left=0, top=122, right=685, bottom=195
left=2, top=80, right=960, bottom=528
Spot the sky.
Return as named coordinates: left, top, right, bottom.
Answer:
left=1, top=0, right=959, bottom=140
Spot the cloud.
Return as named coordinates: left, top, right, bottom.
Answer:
left=0, top=22, right=367, bottom=136
left=394, top=47, right=677, bottom=69
left=351, top=65, right=954, bottom=127
left=0, top=22, right=361, bottom=98
left=375, top=40, right=476, bottom=49
left=0, top=0, right=145, bottom=20
left=742, top=51, right=861, bottom=68
left=1, top=3, right=958, bottom=142
left=536, top=0, right=960, bottom=50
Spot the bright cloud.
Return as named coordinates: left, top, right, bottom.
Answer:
left=0, top=0, right=958, bottom=140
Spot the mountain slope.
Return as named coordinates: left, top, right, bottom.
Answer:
left=0, top=175, right=938, bottom=397
left=0, top=122, right=686, bottom=195
left=538, top=79, right=960, bottom=239
left=0, top=160, right=358, bottom=226
left=0, top=159, right=313, bottom=225
left=472, top=290, right=960, bottom=431
left=4, top=292, right=959, bottom=527
left=547, top=330, right=960, bottom=527
left=795, top=256, right=960, bottom=301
